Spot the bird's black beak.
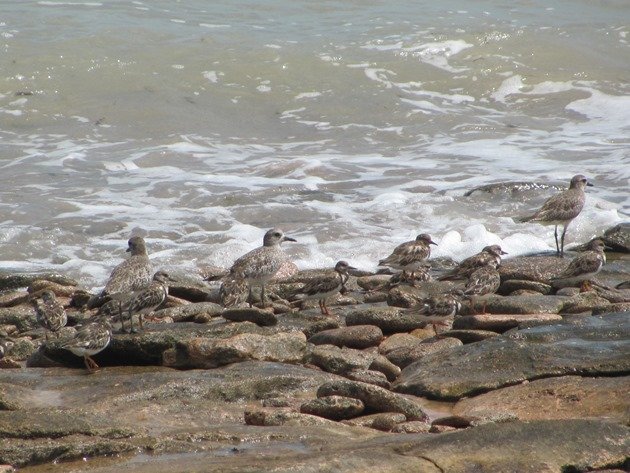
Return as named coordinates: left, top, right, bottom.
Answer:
left=587, top=182, right=594, bottom=187
left=501, top=250, right=508, bottom=255
left=429, top=240, right=438, bottom=246
left=283, top=236, right=297, bottom=243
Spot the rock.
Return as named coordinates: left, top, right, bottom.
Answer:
left=152, top=302, right=223, bottom=322
left=394, top=313, right=630, bottom=400
left=593, top=302, right=630, bottom=315
left=500, top=256, right=571, bottom=283
left=453, top=313, right=563, bottom=332
left=300, top=395, right=365, bottom=420
left=390, top=420, right=432, bottom=433
left=384, top=337, right=463, bottom=368
left=377, top=333, right=422, bottom=355
left=441, top=329, right=500, bottom=343
left=244, top=408, right=340, bottom=427
left=453, top=375, right=630, bottom=424
left=162, top=271, right=216, bottom=302
left=431, top=415, right=476, bottom=428
left=356, top=275, right=390, bottom=291
left=461, top=294, right=568, bottom=315
left=28, top=280, right=76, bottom=297
left=299, top=318, right=341, bottom=339
left=317, top=379, right=429, bottom=421
left=345, top=307, right=431, bottom=334
left=562, top=292, right=612, bottom=314
left=499, top=279, right=552, bottom=295
left=386, top=282, right=456, bottom=308
left=307, top=345, right=374, bottom=375
left=363, top=292, right=388, bottom=303
left=368, top=355, right=401, bottom=382
left=308, top=325, right=383, bottom=349
left=164, top=332, right=307, bottom=369
left=0, top=273, right=78, bottom=291
left=602, top=222, right=630, bottom=252
left=342, top=412, right=407, bottom=431
left=222, top=307, right=278, bottom=326
left=0, top=307, right=38, bottom=333
left=345, top=369, right=391, bottom=389
left=3, top=338, right=36, bottom=361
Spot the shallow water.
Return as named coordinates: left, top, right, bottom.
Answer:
left=0, top=0, right=628, bottom=290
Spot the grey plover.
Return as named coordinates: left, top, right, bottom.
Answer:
left=60, top=316, right=112, bottom=372
left=229, top=228, right=296, bottom=306
left=32, top=290, right=67, bottom=340
left=438, top=244, right=507, bottom=281
left=122, top=271, right=173, bottom=332
left=462, top=265, right=501, bottom=314
left=378, top=233, right=437, bottom=286
left=517, top=174, right=592, bottom=257
left=550, top=239, right=606, bottom=290
left=292, top=260, right=356, bottom=316
left=103, top=236, right=153, bottom=295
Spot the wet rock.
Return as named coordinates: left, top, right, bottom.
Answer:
left=356, top=275, right=390, bottom=291
left=441, top=329, right=500, bottom=343
left=342, top=412, right=407, bottom=431
left=0, top=306, right=38, bottom=333
left=345, top=307, right=430, bottom=334
left=244, top=408, right=339, bottom=427
left=152, top=302, right=223, bottom=322
left=164, top=332, right=307, bottom=369
left=307, top=345, right=374, bottom=375
left=390, top=420, right=432, bottom=433
left=453, top=313, right=563, bottom=332
left=384, top=337, right=463, bottom=369
left=307, top=325, right=383, bottom=349
left=28, top=281, right=76, bottom=297
left=222, top=307, right=278, bottom=326
left=386, top=282, right=456, bottom=308
left=317, top=379, right=429, bottom=421
left=3, top=338, right=36, bottom=361
left=500, top=256, right=570, bottom=283
left=394, top=313, right=630, bottom=400
left=562, top=292, right=612, bottom=314
left=499, top=279, right=552, bottom=295
left=377, top=333, right=422, bottom=355
left=345, top=369, right=391, bottom=389
left=0, top=273, right=78, bottom=292
left=453, top=375, right=630, bottom=423
left=462, top=294, right=568, bottom=315
left=593, top=302, right=630, bottom=315
left=368, top=355, right=401, bottom=382
left=163, top=271, right=215, bottom=302
left=299, top=318, right=341, bottom=339
left=300, top=395, right=365, bottom=420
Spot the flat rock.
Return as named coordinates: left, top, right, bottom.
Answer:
left=461, top=294, right=568, bottom=315
left=0, top=307, right=38, bottom=333
left=342, top=412, right=407, bottom=431
left=368, top=355, right=401, bottom=382
left=307, top=345, right=374, bottom=375
left=453, top=375, right=630, bottom=423
left=386, top=282, right=456, bottom=308
left=300, top=395, right=365, bottom=420
left=385, top=337, right=463, bottom=369
left=222, top=307, right=278, bottom=326
left=317, top=379, right=429, bottom=421
left=345, top=307, right=431, bottom=334
left=356, top=275, right=391, bottom=291
left=500, top=256, right=570, bottom=283
left=244, top=408, right=340, bottom=427
left=378, top=333, right=423, bottom=355
left=499, top=279, right=552, bottom=295
left=562, top=292, right=612, bottom=314
left=0, top=273, right=78, bottom=291
left=308, top=325, right=383, bottom=349
left=390, top=420, right=432, bottom=433
left=441, top=329, right=500, bottom=343
left=152, top=302, right=223, bottom=322
left=453, top=313, right=563, bottom=332
left=394, top=313, right=630, bottom=400
left=345, top=369, right=391, bottom=389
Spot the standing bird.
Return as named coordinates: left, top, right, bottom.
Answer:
left=404, top=293, right=462, bottom=332
left=103, top=236, right=154, bottom=295
left=229, top=228, right=297, bottom=307
left=32, top=290, right=67, bottom=340
left=462, top=265, right=501, bottom=314
left=378, top=233, right=437, bottom=286
left=292, top=260, right=356, bottom=316
left=438, top=245, right=507, bottom=281
left=550, top=239, right=607, bottom=291
left=517, top=174, right=592, bottom=257
left=59, top=316, right=112, bottom=373
left=122, top=271, right=173, bottom=332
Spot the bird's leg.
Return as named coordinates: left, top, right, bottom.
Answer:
left=248, top=286, right=253, bottom=307
left=560, top=225, right=568, bottom=258
left=118, top=301, right=127, bottom=333
left=322, top=299, right=331, bottom=316
left=318, top=299, right=325, bottom=314
left=410, top=271, right=416, bottom=287
left=84, top=355, right=100, bottom=373
left=580, top=280, right=593, bottom=292
left=138, top=313, right=144, bottom=331
left=261, top=284, right=267, bottom=306
left=554, top=225, right=560, bottom=256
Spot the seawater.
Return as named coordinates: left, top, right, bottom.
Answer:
left=0, top=0, right=628, bottom=290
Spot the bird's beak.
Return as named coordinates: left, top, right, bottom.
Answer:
left=587, top=182, right=594, bottom=187
left=501, top=250, right=508, bottom=255
left=429, top=240, right=438, bottom=246
left=347, top=265, right=357, bottom=271
left=283, top=236, right=297, bottom=243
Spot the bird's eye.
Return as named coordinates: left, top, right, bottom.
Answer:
left=274, top=232, right=281, bottom=237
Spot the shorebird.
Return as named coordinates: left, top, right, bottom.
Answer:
left=404, top=293, right=462, bottom=331
left=32, top=290, right=67, bottom=340
left=378, top=233, right=437, bottom=286
left=59, top=316, right=112, bottom=373
left=103, top=236, right=153, bottom=295
left=438, top=245, right=507, bottom=281
left=550, top=239, right=607, bottom=291
left=292, top=260, right=356, bottom=316
left=517, top=174, right=592, bottom=257
left=462, top=265, right=501, bottom=314
left=229, top=228, right=296, bottom=307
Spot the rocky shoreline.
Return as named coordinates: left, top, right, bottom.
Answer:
left=0, top=225, right=629, bottom=472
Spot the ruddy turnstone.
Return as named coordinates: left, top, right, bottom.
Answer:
left=378, top=233, right=437, bottom=286
left=517, top=174, right=592, bottom=257
left=462, top=265, right=501, bottom=314
left=104, top=236, right=153, bottom=294
left=229, top=228, right=296, bottom=307
left=59, top=316, right=112, bottom=372
left=438, top=245, right=507, bottom=281
left=292, top=260, right=356, bottom=316
left=32, top=290, right=67, bottom=340
left=405, top=293, right=462, bottom=331
left=550, top=239, right=607, bottom=291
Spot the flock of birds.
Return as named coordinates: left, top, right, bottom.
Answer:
left=28, top=174, right=607, bottom=372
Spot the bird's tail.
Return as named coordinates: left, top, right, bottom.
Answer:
left=515, top=215, right=534, bottom=223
